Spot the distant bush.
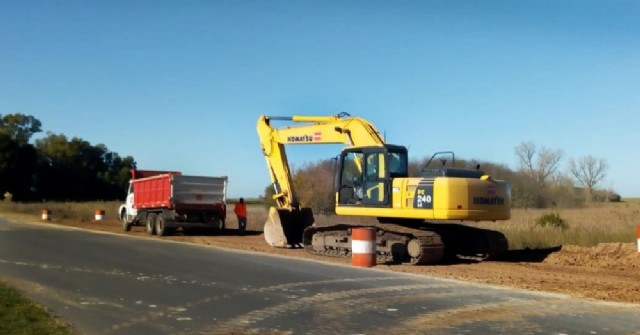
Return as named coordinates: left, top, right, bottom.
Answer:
left=608, top=193, right=622, bottom=203
left=534, top=212, right=569, bottom=230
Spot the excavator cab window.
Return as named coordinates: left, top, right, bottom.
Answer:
left=362, top=151, right=388, bottom=205
left=337, top=145, right=405, bottom=207
left=388, top=151, right=408, bottom=178
left=338, top=151, right=365, bottom=204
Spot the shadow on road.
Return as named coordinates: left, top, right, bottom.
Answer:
left=179, top=228, right=263, bottom=237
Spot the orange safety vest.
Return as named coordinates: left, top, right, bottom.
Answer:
left=234, top=202, right=247, bottom=218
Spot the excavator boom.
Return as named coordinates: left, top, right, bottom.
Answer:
left=257, top=114, right=383, bottom=207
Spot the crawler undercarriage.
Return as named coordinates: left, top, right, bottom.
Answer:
left=302, top=220, right=508, bottom=265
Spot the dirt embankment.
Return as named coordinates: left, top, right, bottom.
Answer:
left=24, top=217, right=640, bottom=304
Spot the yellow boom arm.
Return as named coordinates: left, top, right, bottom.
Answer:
left=257, top=113, right=385, bottom=210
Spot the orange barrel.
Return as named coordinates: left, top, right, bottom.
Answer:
left=637, top=227, right=640, bottom=255
left=95, top=209, right=105, bottom=221
left=352, top=227, right=377, bottom=267
left=41, top=209, right=51, bottom=221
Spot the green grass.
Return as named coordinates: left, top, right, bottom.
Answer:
left=0, top=280, right=77, bottom=335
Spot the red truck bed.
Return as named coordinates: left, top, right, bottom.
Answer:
left=131, top=171, right=227, bottom=212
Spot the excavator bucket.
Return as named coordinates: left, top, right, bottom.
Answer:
left=264, top=207, right=314, bottom=248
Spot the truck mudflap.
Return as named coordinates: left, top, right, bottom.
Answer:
left=264, top=207, right=314, bottom=248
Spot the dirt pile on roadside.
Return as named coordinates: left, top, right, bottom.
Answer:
left=544, top=243, right=638, bottom=270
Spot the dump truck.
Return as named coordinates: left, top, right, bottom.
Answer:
left=118, top=169, right=228, bottom=236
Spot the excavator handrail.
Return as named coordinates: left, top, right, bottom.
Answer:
left=423, top=151, right=456, bottom=169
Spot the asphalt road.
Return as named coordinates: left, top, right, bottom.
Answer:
left=1, top=216, right=639, bottom=335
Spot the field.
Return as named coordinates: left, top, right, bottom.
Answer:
left=471, top=201, right=639, bottom=249
left=2, top=200, right=637, bottom=250
left=1, top=200, right=639, bottom=304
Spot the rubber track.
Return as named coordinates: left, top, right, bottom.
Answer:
left=478, top=228, right=509, bottom=260
left=302, top=223, right=445, bottom=265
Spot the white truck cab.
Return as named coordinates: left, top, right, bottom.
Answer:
left=118, top=182, right=137, bottom=230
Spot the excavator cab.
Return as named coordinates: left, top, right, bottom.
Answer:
left=336, top=145, right=408, bottom=207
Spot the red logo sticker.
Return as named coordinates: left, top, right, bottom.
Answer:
left=487, top=184, right=496, bottom=195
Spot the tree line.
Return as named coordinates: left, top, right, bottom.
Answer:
left=263, top=142, right=614, bottom=212
left=0, top=113, right=135, bottom=201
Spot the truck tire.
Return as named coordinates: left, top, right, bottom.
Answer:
left=155, top=216, right=172, bottom=236
left=146, top=213, right=157, bottom=235
left=122, top=212, right=132, bottom=232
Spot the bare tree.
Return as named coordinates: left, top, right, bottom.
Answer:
left=569, top=155, right=608, bottom=202
left=515, top=141, right=563, bottom=188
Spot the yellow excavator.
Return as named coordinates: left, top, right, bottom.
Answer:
left=257, top=113, right=511, bottom=264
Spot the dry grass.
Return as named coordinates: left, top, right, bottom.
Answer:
left=2, top=200, right=637, bottom=251
left=240, top=202, right=640, bottom=251
left=469, top=201, right=640, bottom=250
left=0, top=200, right=122, bottom=222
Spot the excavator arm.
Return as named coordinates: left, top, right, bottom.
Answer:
left=257, top=113, right=385, bottom=209
left=256, top=113, right=385, bottom=247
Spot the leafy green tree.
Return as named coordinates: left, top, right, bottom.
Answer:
left=0, top=114, right=42, bottom=200
left=35, top=133, right=135, bottom=201
left=0, top=133, right=38, bottom=200
left=0, top=113, right=42, bottom=145
left=0, top=113, right=135, bottom=201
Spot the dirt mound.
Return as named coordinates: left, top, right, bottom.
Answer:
left=544, top=243, right=638, bottom=270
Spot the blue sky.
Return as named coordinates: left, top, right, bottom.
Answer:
left=1, top=1, right=639, bottom=198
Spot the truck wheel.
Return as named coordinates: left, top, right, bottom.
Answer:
left=155, top=216, right=171, bottom=236
left=122, top=212, right=132, bottom=232
left=145, top=213, right=157, bottom=235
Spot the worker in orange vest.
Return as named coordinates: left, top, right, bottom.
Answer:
left=234, top=197, right=247, bottom=235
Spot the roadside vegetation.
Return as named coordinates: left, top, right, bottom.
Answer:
left=470, top=201, right=639, bottom=249
left=0, top=279, right=77, bottom=335
left=0, top=201, right=122, bottom=222
left=0, top=113, right=134, bottom=202
left=2, top=200, right=636, bottom=251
